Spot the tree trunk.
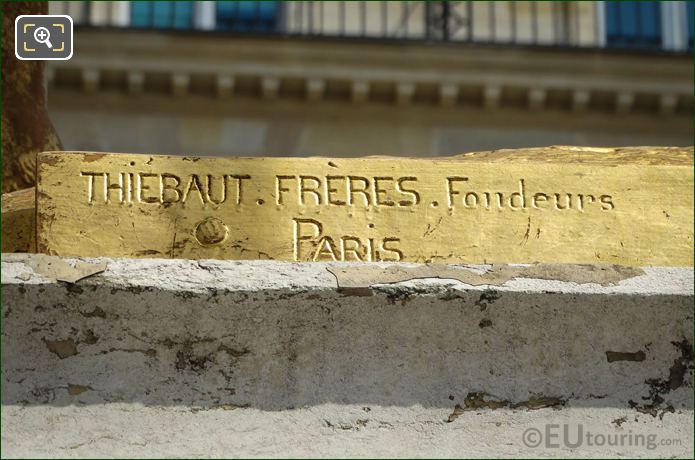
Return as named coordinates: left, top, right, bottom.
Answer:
left=2, top=1, right=62, bottom=193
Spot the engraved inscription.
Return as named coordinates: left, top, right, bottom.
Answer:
left=81, top=172, right=251, bottom=205
left=38, top=150, right=694, bottom=266
left=446, top=178, right=614, bottom=211
left=79, top=170, right=618, bottom=261
left=82, top=171, right=614, bottom=212
left=275, top=175, right=420, bottom=207
left=292, top=218, right=403, bottom=262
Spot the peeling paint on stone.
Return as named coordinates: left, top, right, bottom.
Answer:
left=43, top=338, right=77, bottom=359
left=1, top=255, right=693, bottom=457
left=328, top=263, right=645, bottom=291
left=23, top=254, right=106, bottom=284
left=462, top=392, right=565, bottom=411
left=67, top=384, right=92, bottom=396
left=606, top=350, right=647, bottom=362
left=628, top=340, right=693, bottom=419
left=2, top=255, right=692, bottom=415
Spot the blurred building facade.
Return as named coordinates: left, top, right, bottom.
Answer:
left=47, top=1, right=693, bottom=157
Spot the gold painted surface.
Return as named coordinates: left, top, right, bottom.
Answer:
left=36, top=147, right=694, bottom=266
left=1, top=187, right=36, bottom=253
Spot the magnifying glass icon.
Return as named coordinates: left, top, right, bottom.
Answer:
left=33, top=27, right=53, bottom=49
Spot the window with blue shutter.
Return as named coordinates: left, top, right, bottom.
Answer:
left=131, top=1, right=194, bottom=29
left=215, top=1, right=279, bottom=32
left=605, top=1, right=662, bottom=49
left=129, top=1, right=279, bottom=32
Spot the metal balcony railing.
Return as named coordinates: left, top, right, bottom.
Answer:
left=50, top=1, right=693, bottom=53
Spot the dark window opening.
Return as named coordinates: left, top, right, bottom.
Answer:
left=606, top=1, right=662, bottom=49
left=215, top=1, right=279, bottom=32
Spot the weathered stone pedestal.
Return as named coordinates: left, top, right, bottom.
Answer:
left=1, top=254, right=693, bottom=457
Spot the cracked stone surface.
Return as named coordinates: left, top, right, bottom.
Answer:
left=1, top=255, right=693, bottom=457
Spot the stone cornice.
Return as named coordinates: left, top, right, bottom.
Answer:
left=48, top=29, right=693, bottom=116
